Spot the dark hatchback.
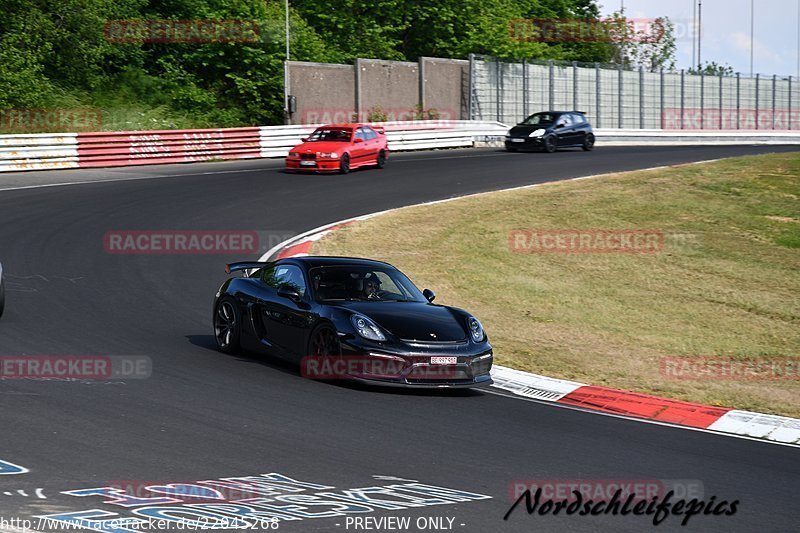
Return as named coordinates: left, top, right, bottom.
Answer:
left=213, top=256, right=493, bottom=388
left=505, top=111, right=595, bottom=153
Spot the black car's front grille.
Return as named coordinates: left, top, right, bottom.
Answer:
left=401, top=339, right=468, bottom=348
left=407, top=366, right=469, bottom=381
left=300, top=153, right=316, bottom=160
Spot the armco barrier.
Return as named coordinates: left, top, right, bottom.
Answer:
left=0, top=133, right=78, bottom=172
left=3, top=121, right=800, bottom=172
left=77, top=127, right=262, bottom=168
left=595, top=129, right=800, bottom=146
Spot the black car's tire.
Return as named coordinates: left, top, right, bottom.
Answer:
left=339, top=153, right=351, bottom=174
left=376, top=150, right=387, bottom=168
left=214, top=296, right=242, bottom=354
left=0, top=278, right=5, bottom=318
left=543, top=136, right=557, bottom=153
left=582, top=133, right=595, bottom=151
left=307, top=323, right=341, bottom=358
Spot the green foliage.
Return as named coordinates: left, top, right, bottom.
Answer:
left=689, top=61, right=736, bottom=77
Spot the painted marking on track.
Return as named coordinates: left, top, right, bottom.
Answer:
left=0, top=459, right=28, bottom=475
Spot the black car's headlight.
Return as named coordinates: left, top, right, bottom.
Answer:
left=528, top=129, right=546, bottom=138
left=467, top=316, right=485, bottom=342
left=350, top=314, right=387, bottom=342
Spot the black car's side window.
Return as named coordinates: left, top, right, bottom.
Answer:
left=263, top=265, right=307, bottom=297
left=572, top=113, right=585, bottom=124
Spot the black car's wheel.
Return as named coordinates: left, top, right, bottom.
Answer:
left=0, top=278, right=5, bottom=318
left=214, top=297, right=241, bottom=354
left=543, top=136, right=557, bottom=153
left=582, top=133, right=595, bottom=151
left=308, top=323, right=341, bottom=357
left=376, top=149, right=387, bottom=168
left=339, top=153, right=351, bottom=174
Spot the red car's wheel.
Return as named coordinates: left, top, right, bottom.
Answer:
left=376, top=150, right=387, bottom=169
left=339, top=153, right=351, bottom=174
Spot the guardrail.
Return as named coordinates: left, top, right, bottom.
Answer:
left=594, top=129, right=800, bottom=146
left=2, top=121, right=799, bottom=172
left=0, top=121, right=508, bottom=172
left=0, top=133, right=79, bottom=172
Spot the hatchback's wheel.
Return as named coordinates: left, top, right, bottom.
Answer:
left=582, top=133, right=595, bottom=151
left=544, top=136, right=557, bottom=153
left=339, top=153, right=351, bottom=174
left=214, top=297, right=241, bottom=353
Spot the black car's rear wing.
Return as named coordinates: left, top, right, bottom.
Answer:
left=225, top=261, right=270, bottom=275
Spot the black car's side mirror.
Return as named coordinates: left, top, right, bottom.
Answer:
left=555, top=123, right=565, bottom=129
left=422, top=289, right=436, bottom=303
left=278, top=284, right=302, bottom=303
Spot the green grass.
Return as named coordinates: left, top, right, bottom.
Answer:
left=314, top=152, right=800, bottom=417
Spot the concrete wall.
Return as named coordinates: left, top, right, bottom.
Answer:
left=421, top=57, right=469, bottom=121
left=288, top=61, right=355, bottom=125
left=356, top=59, right=420, bottom=121
left=286, top=57, right=468, bottom=124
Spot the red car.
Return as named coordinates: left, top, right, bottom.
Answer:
left=285, top=123, right=389, bottom=174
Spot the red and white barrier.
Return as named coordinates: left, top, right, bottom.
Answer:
left=0, top=121, right=509, bottom=172
left=76, top=127, right=262, bottom=168
left=0, top=133, right=78, bottom=172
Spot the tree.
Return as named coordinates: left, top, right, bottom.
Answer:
left=689, top=61, right=735, bottom=76
left=606, top=9, right=676, bottom=71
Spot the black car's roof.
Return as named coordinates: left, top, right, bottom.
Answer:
left=531, top=111, right=584, bottom=115
left=277, top=256, right=396, bottom=269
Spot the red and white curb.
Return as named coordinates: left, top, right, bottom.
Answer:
left=259, top=171, right=800, bottom=447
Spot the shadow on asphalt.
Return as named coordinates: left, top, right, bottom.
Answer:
left=185, top=333, right=486, bottom=398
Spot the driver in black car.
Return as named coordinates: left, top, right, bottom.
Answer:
left=363, top=274, right=382, bottom=300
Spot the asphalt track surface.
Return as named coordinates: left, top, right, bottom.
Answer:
left=0, top=146, right=798, bottom=533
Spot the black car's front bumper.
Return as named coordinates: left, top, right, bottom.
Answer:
left=335, top=336, right=494, bottom=388
left=505, top=136, right=545, bottom=149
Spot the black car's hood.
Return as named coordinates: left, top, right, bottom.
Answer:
left=334, top=301, right=467, bottom=342
left=509, top=124, right=550, bottom=136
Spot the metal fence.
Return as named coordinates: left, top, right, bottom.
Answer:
left=469, top=55, right=800, bottom=130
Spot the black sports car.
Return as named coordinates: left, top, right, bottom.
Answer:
left=213, top=256, right=493, bottom=388
left=505, top=111, right=595, bottom=153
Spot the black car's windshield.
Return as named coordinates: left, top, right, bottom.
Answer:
left=521, top=113, right=557, bottom=126
left=310, top=265, right=427, bottom=302
left=307, top=128, right=352, bottom=142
